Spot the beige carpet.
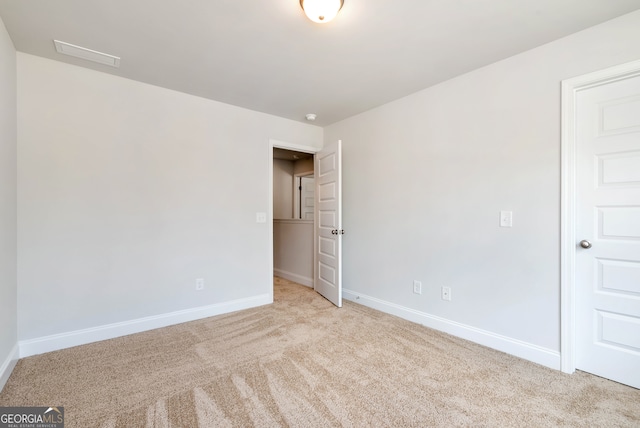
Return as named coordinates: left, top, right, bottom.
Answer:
left=1, top=277, right=639, bottom=427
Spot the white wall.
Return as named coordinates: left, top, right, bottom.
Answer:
left=273, top=159, right=294, bottom=219
left=17, top=53, right=322, bottom=347
left=325, top=10, right=640, bottom=364
left=0, top=15, right=17, bottom=387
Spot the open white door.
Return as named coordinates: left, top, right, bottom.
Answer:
left=574, top=72, right=640, bottom=389
left=315, top=140, right=343, bottom=307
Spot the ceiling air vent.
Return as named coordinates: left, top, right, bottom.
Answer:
left=54, top=40, right=120, bottom=68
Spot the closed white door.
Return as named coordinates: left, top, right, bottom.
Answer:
left=315, top=140, right=342, bottom=307
left=575, top=73, right=640, bottom=389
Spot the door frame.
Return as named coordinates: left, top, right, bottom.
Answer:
left=560, top=59, right=640, bottom=374
left=268, top=139, right=319, bottom=302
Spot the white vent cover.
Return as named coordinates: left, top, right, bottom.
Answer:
left=54, top=40, right=120, bottom=68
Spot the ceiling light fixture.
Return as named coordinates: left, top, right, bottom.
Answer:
left=300, top=0, right=344, bottom=24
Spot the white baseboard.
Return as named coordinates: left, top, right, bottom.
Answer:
left=274, top=269, right=313, bottom=287
left=0, top=343, right=19, bottom=392
left=343, top=288, right=561, bottom=370
left=19, top=294, right=272, bottom=358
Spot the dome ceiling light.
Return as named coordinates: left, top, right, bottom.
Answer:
left=300, top=0, right=344, bottom=24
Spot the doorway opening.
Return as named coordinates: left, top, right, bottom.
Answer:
left=269, top=142, right=317, bottom=297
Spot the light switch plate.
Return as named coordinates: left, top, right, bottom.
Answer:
left=256, top=212, right=267, bottom=223
left=500, top=211, right=513, bottom=228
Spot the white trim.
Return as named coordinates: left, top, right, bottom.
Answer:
left=560, top=59, right=640, bottom=374
left=270, top=139, right=319, bottom=154
left=344, top=289, right=561, bottom=370
left=274, top=269, right=313, bottom=287
left=19, top=294, right=271, bottom=358
left=268, top=138, right=319, bottom=296
left=0, top=343, right=19, bottom=392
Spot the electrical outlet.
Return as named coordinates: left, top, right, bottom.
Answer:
left=196, top=278, right=204, bottom=291
left=441, top=286, right=451, bottom=301
left=413, top=280, right=422, bottom=295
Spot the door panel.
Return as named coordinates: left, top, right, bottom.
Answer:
left=599, top=207, right=640, bottom=238
left=598, top=311, right=640, bottom=350
left=575, top=74, right=640, bottom=389
left=314, top=140, right=342, bottom=307
left=599, top=151, right=640, bottom=185
left=599, top=259, right=640, bottom=294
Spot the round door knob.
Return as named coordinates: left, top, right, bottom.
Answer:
left=579, top=240, right=592, bottom=249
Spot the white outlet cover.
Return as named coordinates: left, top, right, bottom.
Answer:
left=413, top=280, right=422, bottom=295
left=256, top=212, right=267, bottom=223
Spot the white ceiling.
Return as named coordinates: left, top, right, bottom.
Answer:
left=1, top=0, right=640, bottom=126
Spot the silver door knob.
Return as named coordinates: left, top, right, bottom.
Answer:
left=579, top=240, right=592, bottom=249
